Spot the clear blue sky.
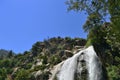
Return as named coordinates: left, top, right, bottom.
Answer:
left=0, top=0, right=87, bottom=53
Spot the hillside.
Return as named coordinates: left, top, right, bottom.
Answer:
left=0, top=37, right=86, bottom=80
left=0, top=49, right=9, bottom=58
left=0, top=36, right=120, bottom=80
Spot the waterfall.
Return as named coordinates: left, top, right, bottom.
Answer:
left=56, top=46, right=105, bottom=80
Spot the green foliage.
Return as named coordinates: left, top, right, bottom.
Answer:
left=66, top=0, right=108, bottom=32
left=14, top=69, right=30, bottom=80
left=108, top=0, right=120, bottom=30
left=31, top=42, right=43, bottom=56
left=107, top=66, right=120, bottom=80
left=40, top=55, right=48, bottom=64
left=49, top=55, right=61, bottom=65
left=24, top=63, right=32, bottom=69
left=86, top=25, right=109, bottom=48
left=0, top=68, right=7, bottom=80
left=34, top=65, right=46, bottom=71
left=0, top=59, right=12, bottom=68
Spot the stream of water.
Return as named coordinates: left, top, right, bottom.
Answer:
left=57, top=46, right=104, bottom=80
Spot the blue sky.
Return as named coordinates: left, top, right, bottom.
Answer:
left=0, top=0, right=87, bottom=53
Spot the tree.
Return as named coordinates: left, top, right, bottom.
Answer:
left=66, top=0, right=108, bottom=32
left=66, top=0, right=120, bottom=54
left=66, top=0, right=120, bottom=39
left=108, top=0, right=120, bottom=30
left=31, top=42, right=43, bottom=56
left=107, top=0, right=120, bottom=52
left=66, top=0, right=120, bottom=79
left=8, top=50, right=14, bottom=58
left=0, top=68, right=7, bottom=80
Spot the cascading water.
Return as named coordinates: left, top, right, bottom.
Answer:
left=55, top=46, right=105, bottom=80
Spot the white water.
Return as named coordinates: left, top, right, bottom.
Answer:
left=57, top=46, right=103, bottom=80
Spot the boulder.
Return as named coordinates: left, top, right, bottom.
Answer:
left=64, top=50, right=73, bottom=57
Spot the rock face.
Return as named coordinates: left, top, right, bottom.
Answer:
left=64, top=50, right=73, bottom=57
left=49, top=61, right=64, bottom=80
left=75, top=58, right=88, bottom=80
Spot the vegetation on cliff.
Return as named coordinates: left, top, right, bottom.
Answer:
left=0, top=37, right=86, bottom=80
